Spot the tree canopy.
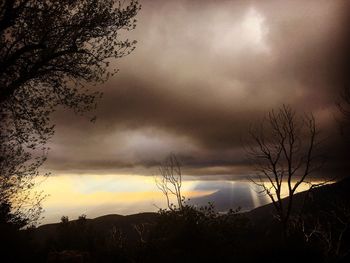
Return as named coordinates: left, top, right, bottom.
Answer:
left=0, top=0, right=140, bottom=227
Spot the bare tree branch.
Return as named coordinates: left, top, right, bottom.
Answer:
left=155, top=153, right=184, bottom=210
left=246, top=105, right=326, bottom=238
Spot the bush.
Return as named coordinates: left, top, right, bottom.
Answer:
left=141, top=203, right=251, bottom=262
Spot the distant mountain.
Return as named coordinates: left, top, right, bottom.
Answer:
left=189, top=181, right=269, bottom=212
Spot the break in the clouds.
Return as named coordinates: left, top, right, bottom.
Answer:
left=45, top=0, right=349, bottom=177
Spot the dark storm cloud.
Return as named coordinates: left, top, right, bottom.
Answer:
left=45, top=0, right=349, bottom=177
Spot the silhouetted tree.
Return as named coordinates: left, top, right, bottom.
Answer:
left=155, top=153, right=184, bottom=210
left=0, top=0, right=140, bottom=227
left=0, top=0, right=140, bottom=104
left=60, top=215, right=69, bottom=225
left=247, top=105, right=326, bottom=237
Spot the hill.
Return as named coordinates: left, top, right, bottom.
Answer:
left=32, top=212, right=158, bottom=249
left=246, top=177, right=350, bottom=227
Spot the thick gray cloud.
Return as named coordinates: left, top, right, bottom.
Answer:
left=45, top=0, right=349, bottom=177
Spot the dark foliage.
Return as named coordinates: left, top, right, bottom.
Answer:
left=141, top=204, right=251, bottom=262
left=0, top=0, right=140, bottom=234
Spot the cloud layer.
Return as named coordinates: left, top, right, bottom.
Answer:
left=45, top=0, right=349, bottom=178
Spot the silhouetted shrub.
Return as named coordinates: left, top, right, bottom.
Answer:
left=140, top=203, right=251, bottom=262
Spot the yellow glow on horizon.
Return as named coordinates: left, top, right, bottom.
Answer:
left=33, top=174, right=331, bottom=224
left=35, top=174, right=215, bottom=208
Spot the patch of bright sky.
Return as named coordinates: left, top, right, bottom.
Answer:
left=38, top=174, right=205, bottom=194
left=34, top=174, right=216, bottom=224
left=213, top=6, right=270, bottom=54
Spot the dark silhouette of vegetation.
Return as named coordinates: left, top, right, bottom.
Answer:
left=247, top=105, right=327, bottom=238
left=0, top=1, right=140, bottom=260
left=141, top=203, right=251, bottom=263
left=0, top=0, right=140, bottom=104
left=0, top=0, right=140, bottom=233
left=155, top=153, right=184, bottom=210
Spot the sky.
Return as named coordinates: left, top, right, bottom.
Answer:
left=44, top=0, right=349, bottom=179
